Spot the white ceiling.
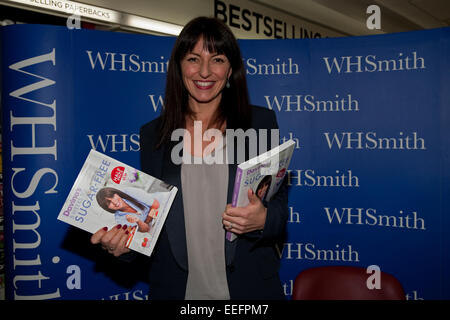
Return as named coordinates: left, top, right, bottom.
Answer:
left=254, top=0, right=450, bottom=35
left=2, top=0, right=449, bottom=37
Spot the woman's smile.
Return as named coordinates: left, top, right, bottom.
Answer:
left=181, top=36, right=232, bottom=106
left=194, top=80, right=215, bottom=89
left=106, top=193, right=125, bottom=210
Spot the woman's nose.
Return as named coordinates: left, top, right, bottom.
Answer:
left=199, top=60, right=211, bottom=78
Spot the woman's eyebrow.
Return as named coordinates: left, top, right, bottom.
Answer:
left=187, top=51, right=223, bottom=57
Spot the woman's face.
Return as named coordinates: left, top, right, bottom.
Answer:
left=257, top=184, right=269, bottom=199
left=181, top=37, right=232, bottom=106
left=106, top=193, right=126, bottom=211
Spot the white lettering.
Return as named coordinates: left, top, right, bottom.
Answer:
left=366, top=265, right=381, bottom=289
left=66, top=265, right=82, bottom=290
left=324, top=207, right=426, bottom=230
left=366, top=5, right=381, bottom=30
left=279, top=242, right=359, bottom=261
left=323, top=52, right=425, bottom=74
left=324, top=132, right=426, bottom=150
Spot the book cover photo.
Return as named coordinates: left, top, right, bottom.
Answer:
left=227, top=139, right=296, bottom=241
left=233, top=139, right=295, bottom=206
left=57, top=149, right=177, bottom=256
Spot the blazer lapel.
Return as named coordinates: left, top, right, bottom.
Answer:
left=161, top=142, right=188, bottom=271
left=159, top=136, right=242, bottom=270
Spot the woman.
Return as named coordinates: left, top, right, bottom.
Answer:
left=91, top=16, right=289, bottom=300
left=96, top=187, right=161, bottom=233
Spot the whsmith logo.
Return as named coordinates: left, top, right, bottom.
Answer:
left=322, top=52, right=425, bottom=74
left=265, top=94, right=359, bottom=112
left=6, top=49, right=61, bottom=299
left=86, top=51, right=300, bottom=76
left=245, top=57, right=300, bottom=75
left=324, top=207, right=426, bottom=230
left=86, top=51, right=169, bottom=73
left=277, top=242, right=360, bottom=262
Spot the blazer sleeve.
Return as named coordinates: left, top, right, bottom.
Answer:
left=248, top=107, right=290, bottom=244
left=260, top=175, right=289, bottom=242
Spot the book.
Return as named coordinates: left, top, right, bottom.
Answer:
left=57, top=149, right=177, bottom=256
left=227, top=139, right=296, bottom=241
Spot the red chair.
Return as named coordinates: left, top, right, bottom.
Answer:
left=292, top=266, right=406, bottom=300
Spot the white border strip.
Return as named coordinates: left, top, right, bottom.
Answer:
left=2, top=0, right=183, bottom=35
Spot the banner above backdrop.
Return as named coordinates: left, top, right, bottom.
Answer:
left=1, top=24, right=449, bottom=300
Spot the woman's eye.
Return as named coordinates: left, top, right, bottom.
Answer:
left=186, top=56, right=197, bottom=62
left=214, top=57, right=226, bottom=63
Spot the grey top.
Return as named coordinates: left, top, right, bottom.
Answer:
left=181, top=151, right=230, bottom=300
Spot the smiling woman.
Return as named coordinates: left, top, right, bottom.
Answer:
left=95, top=187, right=163, bottom=233
left=96, top=187, right=145, bottom=214
left=156, top=16, right=253, bottom=151
left=181, top=38, right=232, bottom=107
left=92, top=16, right=289, bottom=300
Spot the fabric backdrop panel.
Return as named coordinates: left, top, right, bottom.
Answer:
left=240, top=27, right=450, bottom=299
left=1, top=24, right=449, bottom=300
left=1, top=25, right=174, bottom=300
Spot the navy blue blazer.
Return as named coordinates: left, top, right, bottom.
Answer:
left=139, top=105, right=289, bottom=300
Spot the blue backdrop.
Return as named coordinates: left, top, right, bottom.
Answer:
left=1, top=24, right=449, bottom=300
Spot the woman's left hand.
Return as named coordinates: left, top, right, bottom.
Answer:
left=222, top=189, right=267, bottom=235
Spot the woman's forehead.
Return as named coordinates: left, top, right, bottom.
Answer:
left=190, top=35, right=223, bottom=54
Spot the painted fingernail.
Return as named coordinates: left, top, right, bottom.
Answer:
left=122, top=224, right=128, bottom=230
left=116, top=224, right=122, bottom=229
left=125, top=231, right=129, bottom=235
left=103, top=227, right=108, bottom=231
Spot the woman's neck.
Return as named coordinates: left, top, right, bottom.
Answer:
left=187, top=100, right=220, bottom=128
left=185, top=101, right=226, bottom=158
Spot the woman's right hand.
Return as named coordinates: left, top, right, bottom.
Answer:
left=90, top=225, right=131, bottom=257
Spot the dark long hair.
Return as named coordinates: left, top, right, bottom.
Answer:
left=96, top=187, right=145, bottom=213
left=156, top=16, right=252, bottom=149
left=256, top=175, right=272, bottom=201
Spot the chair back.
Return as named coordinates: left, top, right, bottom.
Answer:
left=292, top=266, right=405, bottom=300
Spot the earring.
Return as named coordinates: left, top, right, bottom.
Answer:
left=226, top=79, right=230, bottom=88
